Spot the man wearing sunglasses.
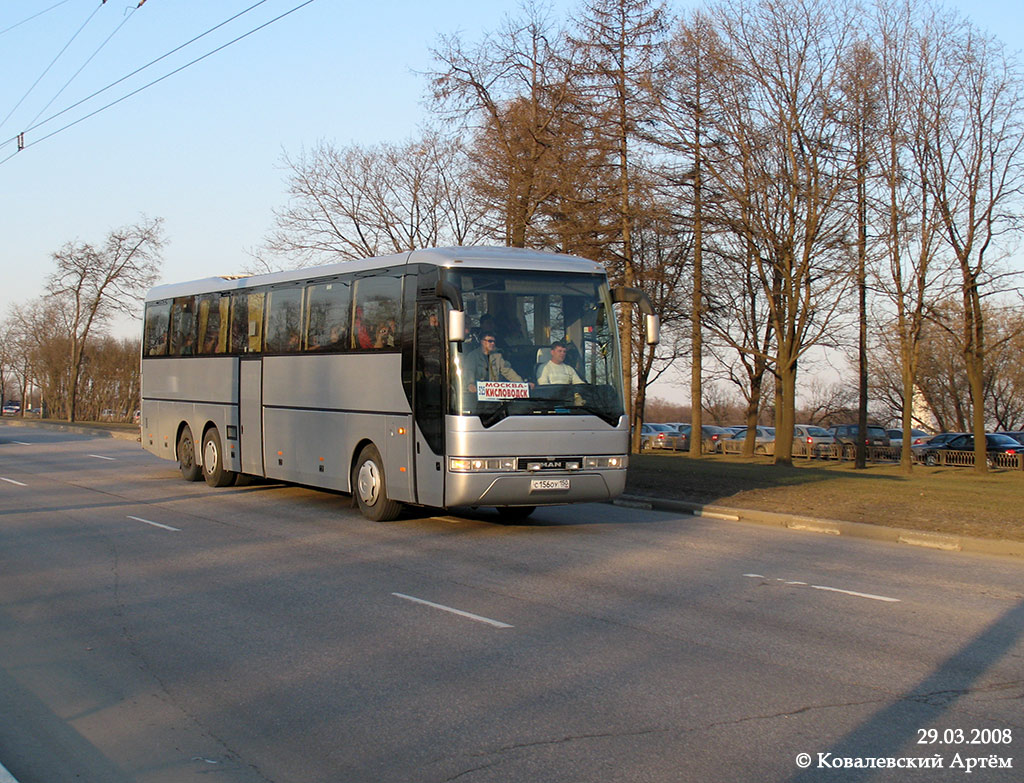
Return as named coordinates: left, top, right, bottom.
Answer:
left=465, top=330, right=529, bottom=394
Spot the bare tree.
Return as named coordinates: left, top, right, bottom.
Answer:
left=860, top=0, right=956, bottom=471
left=266, top=133, right=484, bottom=269
left=429, top=2, right=576, bottom=248
left=45, top=217, right=164, bottom=422
left=703, top=222, right=777, bottom=454
left=708, top=0, right=858, bottom=465
left=653, top=9, right=731, bottom=456
left=921, top=13, right=1024, bottom=471
left=570, top=0, right=671, bottom=448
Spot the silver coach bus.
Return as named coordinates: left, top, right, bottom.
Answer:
left=140, top=247, right=658, bottom=521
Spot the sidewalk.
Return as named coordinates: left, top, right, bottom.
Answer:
left=614, top=493, right=1024, bottom=559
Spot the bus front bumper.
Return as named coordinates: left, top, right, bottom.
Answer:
left=445, top=470, right=626, bottom=508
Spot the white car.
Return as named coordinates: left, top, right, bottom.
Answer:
left=794, top=424, right=838, bottom=456
left=886, top=428, right=930, bottom=448
left=721, top=426, right=776, bottom=454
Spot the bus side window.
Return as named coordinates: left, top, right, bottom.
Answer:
left=196, top=294, right=225, bottom=355
left=229, top=292, right=265, bottom=353
left=265, top=287, right=303, bottom=353
left=352, top=271, right=401, bottom=351
left=169, top=296, right=197, bottom=356
left=144, top=301, right=170, bottom=356
left=305, top=279, right=351, bottom=351
left=247, top=292, right=265, bottom=353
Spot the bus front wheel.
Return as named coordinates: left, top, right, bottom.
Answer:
left=352, top=445, right=402, bottom=522
left=202, top=427, right=237, bottom=488
left=178, top=426, right=201, bottom=482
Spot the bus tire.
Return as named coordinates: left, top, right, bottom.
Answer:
left=352, top=445, right=402, bottom=522
left=178, top=426, right=202, bottom=482
left=202, top=427, right=236, bottom=488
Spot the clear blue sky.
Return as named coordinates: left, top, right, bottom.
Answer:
left=0, top=0, right=1020, bottom=342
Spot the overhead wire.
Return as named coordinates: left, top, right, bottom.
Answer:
left=0, top=0, right=75, bottom=38
left=19, top=0, right=319, bottom=156
left=0, top=1, right=108, bottom=135
left=3, top=0, right=272, bottom=152
left=0, top=0, right=306, bottom=165
left=27, top=3, right=143, bottom=129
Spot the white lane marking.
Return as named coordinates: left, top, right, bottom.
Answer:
left=0, top=759, right=21, bottom=783
left=88, top=454, right=116, bottom=461
left=811, top=584, right=901, bottom=603
left=0, top=477, right=27, bottom=486
left=392, top=593, right=514, bottom=628
left=11, top=441, right=31, bottom=446
left=127, top=515, right=181, bottom=532
left=744, top=573, right=900, bottom=603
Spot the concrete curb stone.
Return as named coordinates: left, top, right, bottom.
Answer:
left=615, top=493, right=1024, bottom=559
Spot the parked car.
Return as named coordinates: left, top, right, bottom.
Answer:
left=721, top=426, right=776, bottom=454
left=829, top=424, right=891, bottom=447
left=793, top=424, right=838, bottom=456
left=640, top=423, right=681, bottom=451
left=1, top=403, right=20, bottom=416
left=995, top=431, right=1024, bottom=445
left=663, top=423, right=730, bottom=453
left=911, top=432, right=965, bottom=452
left=886, top=428, right=930, bottom=447
left=919, top=433, right=1023, bottom=466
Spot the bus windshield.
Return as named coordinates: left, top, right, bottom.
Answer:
left=448, top=269, right=625, bottom=426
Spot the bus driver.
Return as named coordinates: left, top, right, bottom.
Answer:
left=537, top=340, right=585, bottom=385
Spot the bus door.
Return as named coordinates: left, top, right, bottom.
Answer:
left=412, top=302, right=445, bottom=507
left=239, top=357, right=264, bottom=476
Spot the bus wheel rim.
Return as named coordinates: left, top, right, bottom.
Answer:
left=357, top=460, right=380, bottom=505
left=181, top=434, right=194, bottom=467
left=204, top=438, right=218, bottom=473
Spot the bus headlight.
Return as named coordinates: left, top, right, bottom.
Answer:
left=449, top=457, right=518, bottom=472
left=583, top=455, right=628, bottom=469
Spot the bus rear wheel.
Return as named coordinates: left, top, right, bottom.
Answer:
left=178, top=426, right=201, bottom=482
left=352, top=445, right=402, bottom=522
left=202, top=427, right=236, bottom=488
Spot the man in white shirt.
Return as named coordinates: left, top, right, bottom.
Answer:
left=538, top=340, right=585, bottom=385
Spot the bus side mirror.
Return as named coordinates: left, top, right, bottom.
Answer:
left=448, top=309, right=465, bottom=343
left=611, top=286, right=659, bottom=345
left=645, top=314, right=660, bottom=346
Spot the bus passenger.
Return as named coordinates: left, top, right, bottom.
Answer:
left=538, top=340, right=585, bottom=385
left=353, top=307, right=373, bottom=349
left=374, top=321, right=394, bottom=349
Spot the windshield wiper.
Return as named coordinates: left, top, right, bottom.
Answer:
left=479, top=400, right=513, bottom=428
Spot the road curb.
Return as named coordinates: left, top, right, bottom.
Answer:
left=0, top=418, right=141, bottom=442
left=614, top=494, right=1024, bottom=559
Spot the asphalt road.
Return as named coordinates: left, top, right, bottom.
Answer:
left=1, top=424, right=1022, bottom=782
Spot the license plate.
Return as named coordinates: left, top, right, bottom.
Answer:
left=530, top=478, right=570, bottom=491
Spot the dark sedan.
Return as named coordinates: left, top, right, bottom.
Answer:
left=911, top=432, right=965, bottom=452
left=920, top=433, right=1023, bottom=466
left=995, top=431, right=1024, bottom=445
